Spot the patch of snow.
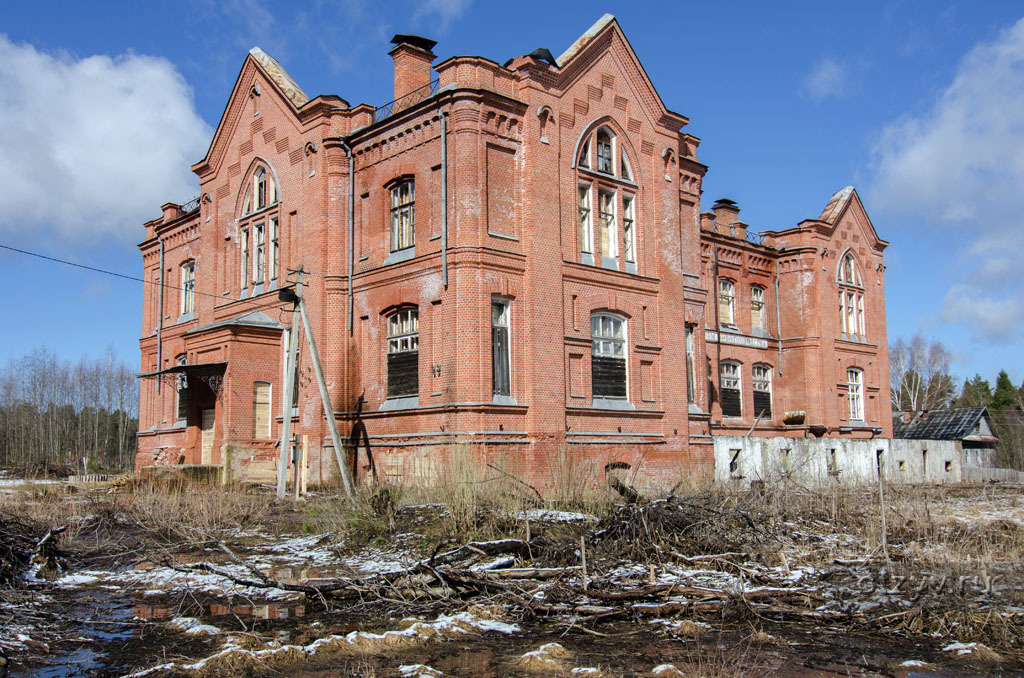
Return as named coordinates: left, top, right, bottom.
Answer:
left=399, top=665, right=443, bottom=677
left=942, top=641, right=977, bottom=654
left=518, top=509, right=598, bottom=523
left=168, top=617, right=221, bottom=636
left=651, top=664, right=682, bottom=676
left=899, top=659, right=928, bottom=666
left=572, top=668, right=600, bottom=675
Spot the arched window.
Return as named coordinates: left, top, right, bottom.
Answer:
left=386, top=308, right=419, bottom=398
left=847, top=368, right=864, bottom=421
left=180, top=261, right=195, bottom=316
left=719, top=361, right=741, bottom=417
left=591, top=313, right=627, bottom=399
left=238, top=163, right=280, bottom=295
left=576, top=125, right=638, bottom=272
left=718, top=279, right=735, bottom=326
left=837, top=251, right=865, bottom=341
left=752, top=364, right=772, bottom=418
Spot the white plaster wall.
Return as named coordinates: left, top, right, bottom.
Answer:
left=714, top=436, right=960, bottom=487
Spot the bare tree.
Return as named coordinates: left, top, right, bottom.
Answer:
left=890, top=333, right=954, bottom=413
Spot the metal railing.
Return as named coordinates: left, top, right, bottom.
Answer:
left=180, top=196, right=201, bottom=214
left=374, top=79, right=440, bottom=123
left=746, top=230, right=762, bottom=245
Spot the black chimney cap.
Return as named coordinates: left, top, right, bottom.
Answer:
left=391, top=34, right=438, bottom=53
left=527, top=48, right=557, bottom=65
left=714, top=198, right=738, bottom=207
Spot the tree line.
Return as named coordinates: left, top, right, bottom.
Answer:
left=0, top=347, right=138, bottom=473
left=891, top=332, right=1024, bottom=470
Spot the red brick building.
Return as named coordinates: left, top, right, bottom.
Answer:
left=136, top=16, right=892, bottom=487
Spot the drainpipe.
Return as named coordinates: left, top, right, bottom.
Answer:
left=775, top=259, right=782, bottom=375
left=156, top=237, right=165, bottom=393
left=441, top=109, right=449, bottom=288
left=711, top=240, right=721, bottom=416
left=339, top=138, right=355, bottom=334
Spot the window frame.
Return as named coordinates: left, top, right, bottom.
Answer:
left=847, top=368, right=864, bottom=421
left=837, top=251, right=866, bottom=341
left=386, top=308, right=419, bottom=399
left=252, top=381, right=272, bottom=440
left=718, top=279, right=736, bottom=326
left=389, top=179, right=415, bottom=254
left=750, top=285, right=765, bottom=331
left=175, top=354, right=188, bottom=424
left=574, top=125, right=639, bottom=272
left=238, top=163, right=280, bottom=295
left=591, top=312, right=628, bottom=401
left=752, top=364, right=772, bottom=418
left=253, top=221, right=265, bottom=284
left=491, top=299, right=511, bottom=398
left=180, top=261, right=195, bottom=317
left=719, top=360, right=741, bottom=417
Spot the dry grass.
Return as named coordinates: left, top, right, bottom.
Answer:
left=121, top=483, right=277, bottom=542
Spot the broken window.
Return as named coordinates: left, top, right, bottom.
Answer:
left=596, top=128, right=614, bottom=174
left=180, top=261, right=195, bottom=316
left=492, top=300, right=510, bottom=397
left=270, top=217, right=279, bottom=281
left=729, top=449, right=742, bottom=476
left=387, top=308, right=419, bottom=398
left=578, top=184, right=593, bottom=256
left=847, top=368, right=864, bottom=421
left=837, top=251, right=865, bottom=340
left=390, top=180, right=415, bottom=253
left=253, top=222, right=265, bottom=283
left=623, top=196, right=636, bottom=264
left=752, top=364, right=772, bottom=418
left=240, top=227, right=249, bottom=289
left=175, top=355, right=188, bottom=423
left=598, top=190, right=617, bottom=258
left=591, top=313, right=627, bottom=399
left=685, top=326, right=696, bottom=405
left=719, top=361, right=741, bottom=417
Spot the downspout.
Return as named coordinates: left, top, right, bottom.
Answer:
left=339, top=138, right=355, bottom=334
left=156, top=237, right=165, bottom=393
left=775, top=259, right=782, bottom=375
left=711, top=239, right=721, bottom=415
left=441, top=109, right=449, bottom=288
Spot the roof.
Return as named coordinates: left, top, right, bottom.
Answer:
left=556, top=13, right=616, bottom=67
left=248, top=47, right=310, bottom=108
left=818, top=185, right=855, bottom=224
left=185, top=310, right=282, bottom=335
left=893, top=407, right=991, bottom=441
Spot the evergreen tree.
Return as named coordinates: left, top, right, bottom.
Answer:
left=991, top=370, right=1017, bottom=412
left=954, top=374, right=992, bottom=408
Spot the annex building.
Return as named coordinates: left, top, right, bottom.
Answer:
left=136, top=16, right=892, bottom=488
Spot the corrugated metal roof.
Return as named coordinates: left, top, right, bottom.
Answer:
left=893, top=407, right=990, bottom=440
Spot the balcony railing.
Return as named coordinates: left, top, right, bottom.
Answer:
left=180, top=196, right=201, bottom=214
left=373, top=79, right=440, bottom=123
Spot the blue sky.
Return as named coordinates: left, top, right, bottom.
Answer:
left=1, top=0, right=1022, bottom=389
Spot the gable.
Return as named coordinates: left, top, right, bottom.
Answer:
left=821, top=186, right=888, bottom=253
left=552, top=15, right=687, bottom=133
left=192, top=48, right=312, bottom=179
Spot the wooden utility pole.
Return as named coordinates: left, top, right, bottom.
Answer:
left=277, top=270, right=303, bottom=499
left=295, top=281, right=356, bottom=502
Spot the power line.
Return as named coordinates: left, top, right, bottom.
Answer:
left=0, top=242, right=283, bottom=301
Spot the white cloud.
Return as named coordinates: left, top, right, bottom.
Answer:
left=0, top=36, right=211, bottom=244
left=802, top=58, right=847, bottom=100
left=414, top=0, right=473, bottom=32
left=869, top=17, right=1024, bottom=343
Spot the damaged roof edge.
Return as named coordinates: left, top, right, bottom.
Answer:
left=556, top=14, right=616, bottom=68
left=249, top=47, right=311, bottom=108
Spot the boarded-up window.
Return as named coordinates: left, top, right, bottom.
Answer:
left=718, top=279, right=735, bottom=325
left=492, top=301, right=510, bottom=396
left=592, top=314, right=626, bottom=399
left=751, top=285, right=765, bottom=331
left=387, top=309, right=419, bottom=397
left=720, top=361, right=741, bottom=417
left=752, top=364, right=772, bottom=418
left=253, top=381, right=271, bottom=439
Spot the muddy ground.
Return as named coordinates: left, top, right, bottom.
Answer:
left=1, top=478, right=1023, bottom=677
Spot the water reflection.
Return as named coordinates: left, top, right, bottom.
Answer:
left=133, top=601, right=306, bottom=621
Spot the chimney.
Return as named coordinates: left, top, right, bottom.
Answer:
left=390, top=34, right=437, bottom=100
left=160, top=202, right=181, bottom=223
left=712, top=198, right=746, bottom=238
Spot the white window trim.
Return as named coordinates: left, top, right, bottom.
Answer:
left=847, top=368, right=864, bottom=421
left=591, top=312, right=629, bottom=403
left=719, top=279, right=736, bottom=326
left=180, top=261, right=195, bottom=317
